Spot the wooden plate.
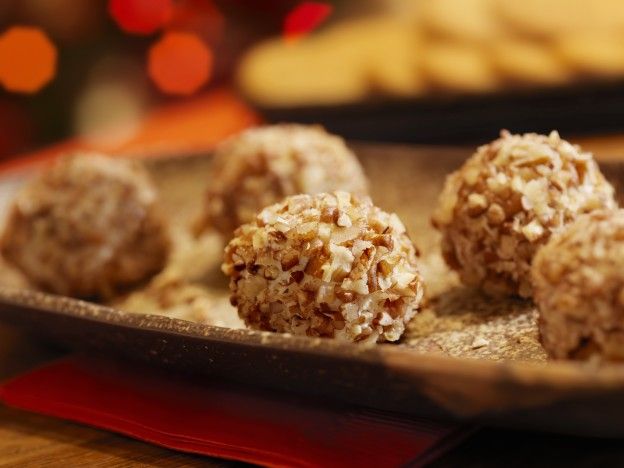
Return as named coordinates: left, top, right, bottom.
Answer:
left=1, top=144, right=624, bottom=437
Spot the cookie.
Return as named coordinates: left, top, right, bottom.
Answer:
left=420, top=0, right=503, bottom=43
left=421, top=42, right=499, bottom=92
left=491, top=39, right=572, bottom=85
left=363, top=18, right=426, bottom=96
left=555, top=33, right=624, bottom=77
left=237, top=34, right=368, bottom=107
left=497, top=0, right=624, bottom=38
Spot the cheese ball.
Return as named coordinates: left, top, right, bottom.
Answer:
left=195, top=124, right=368, bottom=236
left=533, top=210, right=624, bottom=360
left=115, top=275, right=244, bottom=329
left=1, top=153, right=170, bottom=298
left=222, top=191, right=424, bottom=343
left=432, top=131, right=615, bottom=298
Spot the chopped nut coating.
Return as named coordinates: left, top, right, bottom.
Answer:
left=533, top=210, right=624, bottom=360
left=432, top=130, right=615, bottom=297
left=1, top=153, right=170, bottom=298
left=196, top=124, right=369, bottom=236
left=223, top=191, right=424, bottom=343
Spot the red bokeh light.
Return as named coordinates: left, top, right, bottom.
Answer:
left=0, top=99, right=33, bottom=156
left=168, top=0, right=224, bottom=42
left=283, top=2, right=333, bottom=41
left=109, top=0, right=173, bottom=35
left=148, top=31, right=213, bottom=96
left=0, top=26, right=57, bottom=94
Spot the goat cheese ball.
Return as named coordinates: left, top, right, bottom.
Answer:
left=115, top=275, right=245, bottom=329
left=222, top=191, right=424, bottom=343
left=1, top=153, right=170, bottom=298
left=195, top=124, right=369, bottom=236
left=533, top=210, right=624, bottom=360
left=432, top=130, right=615, bottom=298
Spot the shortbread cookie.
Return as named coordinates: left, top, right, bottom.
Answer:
left=491, top=40, right=572, bottom=85
left=555, top=33, right=624, bottom=77
left=497, top=0, right=624, bottom=37
left=421, top=42, right=499, bottom=92
left=420, top=0, right=502, bottom=43
left=237, top=35, right=368, bottom=107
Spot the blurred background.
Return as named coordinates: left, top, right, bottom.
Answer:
left=2, top=0, right=624, bottom=159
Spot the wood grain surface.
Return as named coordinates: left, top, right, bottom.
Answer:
left=0, top=325, right=240, bottom=467
left=0, top=405, right=216, bottom=467
left=1, top=135, right=624, bottom=466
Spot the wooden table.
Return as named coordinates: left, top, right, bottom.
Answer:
left=0, top=325, right=237, bottom=467
left=1, top=135, right=624, bottom=466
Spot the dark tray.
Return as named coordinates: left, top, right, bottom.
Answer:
left=258, top=81, right=624, bottom=144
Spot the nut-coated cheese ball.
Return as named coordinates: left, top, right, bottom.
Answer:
left=533, top=210, right=624, bottom=360
left=223, top=191, right=424, bottom=343
left=432, top=131, right=615, bottom=297
left=115, top=275, right=245, bottom=329
left=195, top=124, right=369, bottom=236
left=1, top=153, right=170, bottom=298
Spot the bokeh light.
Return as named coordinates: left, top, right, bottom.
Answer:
left=283, top=2, right=333, bottom=41
left=109, top=0, right=173, bottom=35
left=0, top=100, right=33, bottom=156
left=148, top=32, right=213, bottom=96
left=0, top=26, right=58, bottom=94
left=74, top=55, right=147, bottom=148
left=168, top=0, right=224, bottom=42
left=20, top=0, right=103, bottom=42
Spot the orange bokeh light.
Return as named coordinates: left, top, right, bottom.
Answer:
left=0, top=26, right=57, bottom=94
left=148, top=31, right=213, bottom=96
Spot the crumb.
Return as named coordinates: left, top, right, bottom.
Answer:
left=471, top=336, right=489, bottom=349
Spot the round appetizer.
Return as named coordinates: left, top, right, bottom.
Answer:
left=533, top=210, right=624, bottom=360
left=1, top=153, right=170, bottom=298
left=432, top=130, right=615, bottom=297
left=195, top=124, right=369, bottom=237
left=115, top=275, right=244, bottom=329
left=222, top=191, right=424, bottom=343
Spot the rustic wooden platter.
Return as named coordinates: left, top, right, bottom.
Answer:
left=2, top=144, right=624, bottom=437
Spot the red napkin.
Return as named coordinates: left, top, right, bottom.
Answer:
left=0, top=356, right=468, bottom=467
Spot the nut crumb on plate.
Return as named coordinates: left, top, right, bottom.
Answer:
left=471, top=336, right=490, bottom=349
